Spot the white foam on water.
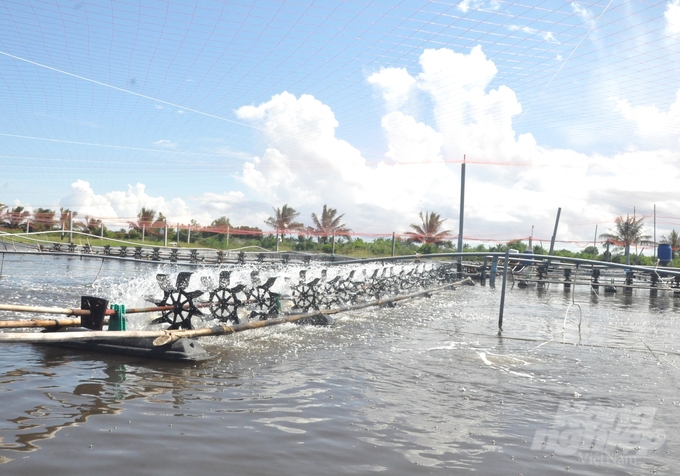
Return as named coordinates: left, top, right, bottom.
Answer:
left=478, top=351, right=535, bottom=379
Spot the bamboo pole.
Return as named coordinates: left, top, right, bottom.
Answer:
left=0, top=317, right=87, bottom=329
left=0, top=278, right=473, bottom=345
left=0, top=304, right=99, bottom=316
left=0, top=299, right=276, bottom=330
left=0, top=329, right=167, bottom=343
left=0, top=303, right=180, bottom=316
left=0, top=304, right=177, bottom=329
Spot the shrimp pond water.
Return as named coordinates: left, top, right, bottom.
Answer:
left=0, top=254, right=678, bottom=475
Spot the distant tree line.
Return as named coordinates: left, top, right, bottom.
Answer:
left=2, top=203, right=678, bottom=264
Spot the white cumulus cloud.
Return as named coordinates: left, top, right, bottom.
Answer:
left=230, top=45, right=680, bottom=245
left=666, top=0, right=680, bottom=34
left=614, top=90, right=680, bottom=146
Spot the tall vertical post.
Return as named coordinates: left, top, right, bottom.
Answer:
left=633, top=206, right=636, bottom=264
left=593, top=225, right=597, bottom=251
left=164, top=222, right=168, bottom=247
left=529, top=225, right=533, bottom=250
left=498, top=247, right=510, bottom=331
left=68, top=212, right=73, bottom=244
left=391, top=232, right=396, bottom=257
left=100, top=223, right=104, bottom=239
left=481, top=256, right=488, bottom=286
left=654, top=204, right=657, bottom=259
left=226, top=225, right=230, bottom=247
left=331, top=230, right=336, bottom=255
left=187, top=226, right=191, bottom=244
left=142, top=225, right=145, bottom=242
left=26, top=220, right=29, bottom=234
left=548, top=207, right=561, bottom=256
left=457, top=157, right=466, bottom=275
left=490, top=256, right=498, bottom=287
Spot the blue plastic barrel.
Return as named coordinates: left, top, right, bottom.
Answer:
left=658, top=244, right=672, bottom=266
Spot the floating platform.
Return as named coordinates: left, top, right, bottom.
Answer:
left=42, top=328, right=212, bottom=362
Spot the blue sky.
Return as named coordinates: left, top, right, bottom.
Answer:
left=1, top=0, right=680, bottom=248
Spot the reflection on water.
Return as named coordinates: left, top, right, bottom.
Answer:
left=0, top=256, right=679, bottom=474
left=0, top=345, right=197, bottom=456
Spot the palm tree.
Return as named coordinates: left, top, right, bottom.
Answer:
left=130, top=207, right=156, bottom=232
left=3, top=206, right=30, bottom=228
left=599, top=214, right=650, bottom=265
left=265, top=205, right=304, bottom=239
left=405, top=211, right=451, bottom=245
left=33, top=208, right=56, bottom=232
left=311, top=205, right=350, bottom=243
left=661, top=229, right=680, bottom=259
left=58, top=208, right=76, bottom=231
left=77, top=216, right=102, bottom=234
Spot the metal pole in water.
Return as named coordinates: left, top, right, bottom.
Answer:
left=548, top=207, right=561, bottom=256
left=457, top=158, right=466, bottom=276
left=490, top=256, right=498, bottom=287
left=481, top=256, right=488, bottom=285
left=498, top=247, right=510, bottom=331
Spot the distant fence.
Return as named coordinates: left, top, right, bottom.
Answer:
left=0, top=233, right=351, bottom=266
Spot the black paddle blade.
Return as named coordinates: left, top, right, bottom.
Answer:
left=156, top=274, right=175, bottom=293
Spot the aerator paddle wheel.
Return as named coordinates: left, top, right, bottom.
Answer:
left=291, top=270, right=321, bottom=312
left=334, top=270, right=360, bottom=305
left=364, top=268, right=391, bottom=300
left=201, top=271, right=246, bottom=324
left=246, top=271, right=280, bottom=320
left=147, top=272, right=204, bottom=330
left=141, top=263, right=460, bottom=330
left=317, top=270, right=339, bottom=309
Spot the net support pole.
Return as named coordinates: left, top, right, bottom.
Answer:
left=499, top=247, right=510, bottom=331
left=457, top=158, right=466, bottom=277
left=548, top=207, right=561, bottom=256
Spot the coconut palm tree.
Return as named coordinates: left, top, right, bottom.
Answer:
left=661, top=229, right=680, bottom=259
left=265, top=204, right=304, bottom=239
left=311, top=205, right=350, bottom=243
left=77, top=216, right=102, bottom=234
left=58, top=208, right=77, bottom=231
left=599, top=214, right=650, bottom=265
left=130, top=207, right=156, bottom=232
left=405, top=211, right=451, bottom=245
left=32, top=208, right=56, bottom=231
left=3, top=206, right=30, bottom=228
